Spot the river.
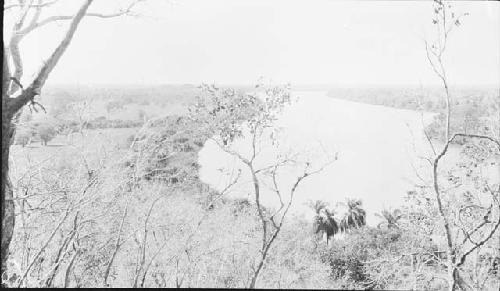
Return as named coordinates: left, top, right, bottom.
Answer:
left=197, top=91, right=452, bottom=226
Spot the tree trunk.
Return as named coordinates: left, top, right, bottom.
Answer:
left=2, top=43, right=15, bottom=281
left=1, top=113, right=15, bottom=279
left=448, top=269, right=459, bottom=291
left=249, top=259, right=265, bottom=289
left=448, top=268, right=468, bottom=291
left=1, top=0, right=93, bottom=280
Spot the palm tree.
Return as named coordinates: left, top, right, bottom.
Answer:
left=309, top=200, right=328, bottom=215
left=375, top=208, right=403, bottom=229
left=340, top=198, right=367, bottom=230
left=309, top=200, right=339, bottom=245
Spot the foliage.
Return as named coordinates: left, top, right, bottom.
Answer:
left=6, top=118, right=336, bottom=288
left=46, top=91, right=81, bottom=120
left=425, top=98, right=497, bottom=144
left=126, top=115, right=208, bottom=187
left=319, top=225, right=444, bottom=290
left=33, top=121, right=57, bottom=146
left=189, top=83, right=291, bottom=146
left=340, top=198, right=367, bottom=231
left=6, top=78, right=497, bottom=289
left=375, top=208, right=403, bottom=229
left=403, top=136, right=500, bottom=290
left=308, top=200, right=339, bottom=245
left=188, top=83, right=337, bottom=288
left=327, top=87, right=499, bottom=144
left=308, top=199, right=368, bottom=245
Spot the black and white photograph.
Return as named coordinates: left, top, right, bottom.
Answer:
left=1, top=0, right=499, bottom=289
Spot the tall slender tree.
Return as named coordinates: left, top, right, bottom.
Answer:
left=421, top=1, right=500, bottom=290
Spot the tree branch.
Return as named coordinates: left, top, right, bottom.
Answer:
left=17, top=0, right=145, bottom=35
left=456, top=213, right=500, bottom=268
left=7, top=0, right=94, bottom=115
left=103, top=205, right=128, bottom=287
left=4, top=0, right=59, bottom=11
left=17, top=206, right=72, bottom=287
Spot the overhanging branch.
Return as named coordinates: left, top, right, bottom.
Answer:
left=7, top=0, right=94, bottom=115
left=17, top=0, right=145, bottom=35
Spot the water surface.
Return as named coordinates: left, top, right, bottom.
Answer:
left=198, top=91, right=441, bottom=225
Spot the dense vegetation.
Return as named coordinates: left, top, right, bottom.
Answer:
left=2, top=1, right=498, bottom=289
left=5, top=83, right=499, bottom=289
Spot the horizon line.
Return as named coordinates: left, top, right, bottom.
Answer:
left=45, top=82, right=500, bottom=89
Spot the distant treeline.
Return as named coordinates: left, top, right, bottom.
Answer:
left=41, top=84, right=255, bottom=108
left=327, top=86, right=498, bottom=112
left=84, top=117, right=144, bottom=129
left=327, top=86, right=500, bottom=142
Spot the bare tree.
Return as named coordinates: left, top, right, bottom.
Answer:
left=190, top=84, right=335, bottom=288
left=246, top=159, right=333, bottom=288
left=1, top=0, right=146, bottom=279
left=422, top=1, right=500, bottom=290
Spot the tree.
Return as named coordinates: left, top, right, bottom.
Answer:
left=190, top=84, right=335, bottom=288
left=375, top=208, right=403, bottom=229
left=67, top=100, right=94, bottom=136
left=308, top=199, right=369, bottom=245
left=1, top=0, right=146, bottom=278
left=420, top=1, right=500, bottom=290
left=34, top=121, right=57, bottom=146
left=340, top=198, right=366, bottom=230
left=309, top=200, right=339, bottom=246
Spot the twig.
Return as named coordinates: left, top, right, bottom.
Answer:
left=103, top=205, right=129, bottom=287
left=17, top=207, right=71, bottom=287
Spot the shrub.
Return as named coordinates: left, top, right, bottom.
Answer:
left=319, top=227, right=417, bottom=289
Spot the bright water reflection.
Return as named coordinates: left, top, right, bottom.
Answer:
left=198, top=91, right=443, bottom=225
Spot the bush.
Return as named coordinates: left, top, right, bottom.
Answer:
left=319, top=227, right=426, bottom=289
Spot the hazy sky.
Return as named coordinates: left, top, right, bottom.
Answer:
left=5, top=0, right=500, bottom=87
